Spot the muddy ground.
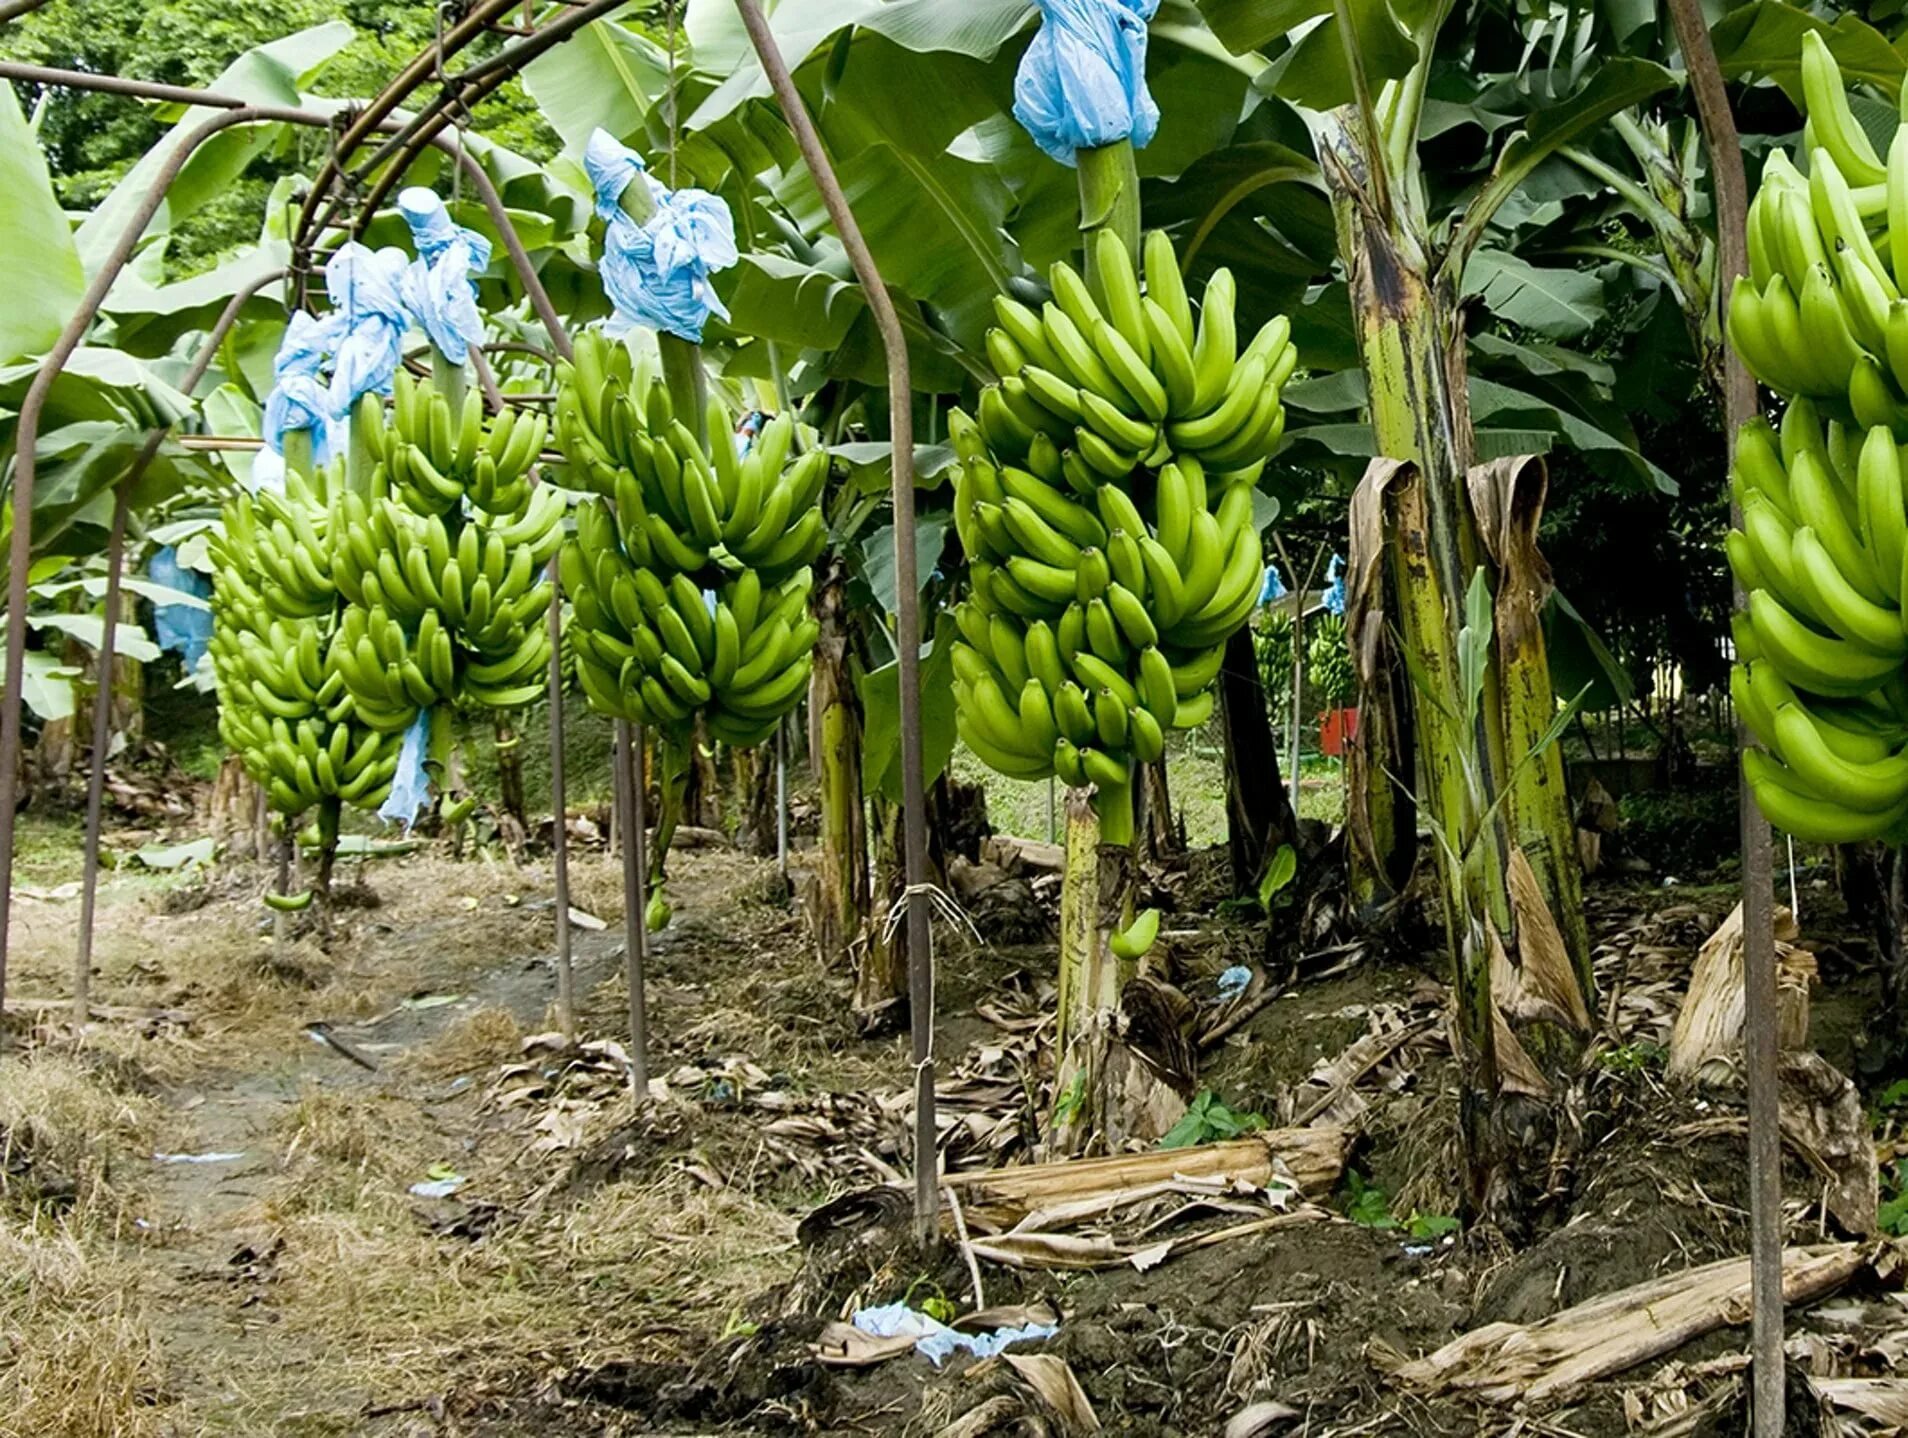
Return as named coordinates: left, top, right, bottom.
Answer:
left=2, top=797, right=1903, bottom=1436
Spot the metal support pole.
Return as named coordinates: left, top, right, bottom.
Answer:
left=71, top=485, right=131, bottom=1025
left=615, top=718, right=649, bottom=1098
left=1663, top=2, right=1782, bottom=1430
left=0, top=81, right=570, bottom=1012
left=733, top=0, right=937, bottom=1244
left=548, top=572, right=575, bottom=1043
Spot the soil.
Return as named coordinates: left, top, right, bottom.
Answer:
left=6, top=811, right=1906, bottom=1437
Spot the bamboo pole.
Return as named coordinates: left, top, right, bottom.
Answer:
left=732, top=0, right=936, bottom=1244
left=1662, top=0, right=1782, bottom=1429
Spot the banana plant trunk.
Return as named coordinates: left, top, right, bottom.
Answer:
left=861, top=794, right=912, bottom=1034
left=807, top=560, right=874, bottom=993
left=1319, top=109, right=1589, bottom=1230
left=1219, top=625, right=1297, bottom=892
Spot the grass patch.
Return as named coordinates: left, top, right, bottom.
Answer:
left=12, top=811, right=88, bottom=887
left=0, top=1226, right=167, bottom=1438
left=0, top=1051, right=160, bottom=1233
left=401, top=1006, right=523, bottom=1080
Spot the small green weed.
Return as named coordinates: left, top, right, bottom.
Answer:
left=1599, top=1041, right=1666, bottom=1073
left=1159, top=1091, right=1266, bottom=1149
left=1340, top=1170, right=1460, bottom=1240
left=1881, top=1161, right=1908, bottom=1237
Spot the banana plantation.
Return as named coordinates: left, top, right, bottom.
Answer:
left=15, top=0, right=1908, bottom=1432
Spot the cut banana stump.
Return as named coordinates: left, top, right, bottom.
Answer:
left=951, top=230, right=1287, bottom=798
left=550, top=329, right=826, bottom=747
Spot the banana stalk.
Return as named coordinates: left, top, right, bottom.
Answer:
left=811, top=564, right=873, bottom=993
left=1048, top=781, right=1139, bottom=1152
left=431, top=348, right=468, bottom=422
left=861, top=796, right=913, bottom=1032
left=612, top=171, right=709, bottom=445
left=1319, top=111, right=1591, bottom=1222
left=1076, top=139, right=1142, bottom=291
left=312, top=793, right=342, bottom=900
left=282, top=427, right=314, bottom=485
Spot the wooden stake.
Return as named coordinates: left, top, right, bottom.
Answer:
left=1661, top=1, right=1783, bottom=1428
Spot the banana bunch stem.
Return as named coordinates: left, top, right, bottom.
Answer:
left=313, top=793, right=342, bottom=898
left=612, top=176, right=710, bottom=442
left=1077, top=140, right=1142, bottom=284
left=283, top=427, right=314, bottom=485
left=431, top=348, right=468, bottom=418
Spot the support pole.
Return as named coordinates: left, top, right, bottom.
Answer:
left=72, top=484, right=131, bottom=1026
left=615, top=718, right=650, bottom=1098
left=74, top=258, right=281, bottom=1020
left=733, top=0, right=936, bottom=1245
left=1663, top=2, right=1782, bottom=1430
left=548, top=575, right=576, bottom=1043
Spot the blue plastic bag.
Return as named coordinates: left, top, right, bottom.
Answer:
left=583, top=129, right=738, bottom=343
left=324, top=242, right=412, bottom=416
left=147, top=546, right=213, bottom=669
left=1012, top=0, right=1161, bottom=166
left=1258, top=564, right=1287, bottom=605
left=1321, top=554, right=1346, bottom=616
left=851, top=1303, right=1059, bottom=1368
left=258, top=311, right=343, bottom=489
left=397, top=187, right=492, bottom=366
left=378, top=708, right=433, bottom=830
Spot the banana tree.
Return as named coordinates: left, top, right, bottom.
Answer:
left=1194, top=0, right=1676, bottom=1223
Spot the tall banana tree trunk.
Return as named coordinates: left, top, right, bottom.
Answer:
left=1320, top=110, right=1589, bottom=1230
left=807, top=559, right=886, bottom=1017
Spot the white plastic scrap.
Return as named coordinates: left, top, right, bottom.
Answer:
left=851, top=1302, right=1059, bottom=1367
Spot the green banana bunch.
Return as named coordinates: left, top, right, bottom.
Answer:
left=221, top=465, right=340, bottom=619
left=1730, top=34, right=1908, bottom=430
left=331, top=394, right=565, bottom=717
left=949, top=409, right=1248, bottom=788
left=208, top=462, right=400, bottom=815
left=561, top=516, right=818, bottom=745
left=360, top=371, right=550, bottom=520
left=553, top=330, right=829, bottom=584
left=950, top=230, right=1289, bottom=796
left=980, top=229, right=1295, bottom=481
left=1724, top=398, right=1908, bottom=841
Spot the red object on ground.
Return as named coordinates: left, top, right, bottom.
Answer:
left=1319, top=707, right=1360, bottom=758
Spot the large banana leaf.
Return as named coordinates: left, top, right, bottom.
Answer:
left=522, top=17, right=671, bottom=153
left=772, top=140, right=1015, bottom=358
left=0, top=81, right=85, bottom=364
left=1461, top=248, right=1606, bottom=341
left=687, top=0, right=1035, bottom=129
left=1711, top=1, right=1903, bottom=102
left=75, top=23, right=355, bottom=277
left=859, top=613, right=959, bottom=805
